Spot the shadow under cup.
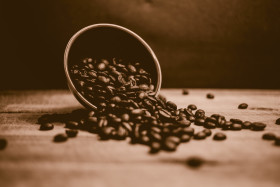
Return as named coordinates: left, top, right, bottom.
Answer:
left=64, top=24, right=162, bottom=110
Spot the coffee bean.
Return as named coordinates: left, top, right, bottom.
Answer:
left=238, top=103, right=248, bottom=109
left=186, top=157, right=204, bottom=168
left=65, top=121, right=79, bottom=129
left=251, top=122, right=266, bottom=131
left=231, top=123, right=242, bottom=130
left=195, top=118, right=205, bottom=126
left=159, top=109, right=171, bottom=119
left=188, top=104, right=197, bottom=110
left=211, top=114, right=220, bottom=120
left=242, top=121, right=252, bottom=129
left=230, top=118, right=243, bottom=124
left=181, top=134, right=191, bottom=142
left=195, top=109, right=205, bottom=119
left=194, top=132, right=207, bottom=140
left=0, top=139, right=7, bottom=150
left=53, top=134, right=68, bottom=142
left=222, top=121, right=232, bottom=130
left=182, top=127, right=195, bottom=136
left=202, top=129, right=212, bottom=136
left=88, top=111, right=95, bottom=117
left=276, top=118, right=280, bottom=125
left=87, top=117, right=98, bottom=124
left=205, top=117, right=217, bottom=123
left=40, top=123, right=54, bottom=131
left=206, top=93, right=214, bottom=99
left=182, top=89, right=189, bottom=95
left=213, top=132, right=226, bottom=140
left=262, top=132, right=276, bottom=140
left=139, top=84, right=149, bottom=91
left=66, top=129, right=78, bottom=137
left=204, top=122, right=216, bottom=129
left=187, top=116, right=195, bottom=122
left=164, top=136, right=180, bottom=151
left=131, top=109, right=144, bottom=116
left=121, top=113, right=130, bottom=121
left=177, top=119, right=191, bottom=127
left=150, top=142, right=161, bottom=153
left=275, top=136, right=280, bottom=146
left=166, top=101, right=177, bottom=110
left=97, top=62, right=106, bottom=71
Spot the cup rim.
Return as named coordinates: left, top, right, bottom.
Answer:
left=64, top=23, right=162, bottom=110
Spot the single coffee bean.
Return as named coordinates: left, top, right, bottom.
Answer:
left=116, top=126, right=127, bottom=140
left=53, top=134, right=68, bottom=142
left=206, top=93, right=214, bottom=99
left=181, top=134, right=191, bottom=142
left=111, top=96, right=121, bottom=103
left=195, top=118, right=205, bottom=126
left=131, top=109, right=144, bottom=116
left=88, top=111, right=95, bottom=117
left=87, top=117, right=98, bottom=124
left=194, top=132, right=207, bottom=140
left=96, top=62, right=106, bottom=71
left=188, top=104, right=197, bottom=110
left=231, top=123, right=242, bottom=130
left=238, top=103, right=248, bottom=109
left=242, top=121, right=252, bottom=129
left=202, top=129, right=212, bottom=136
left=187, top=116, right=195, bottom=122
left=65, top=121, right=79, bottom=129
left=186, top=157, right=204, bottom=168
left=222, top=121, right=232, bottom=130
left=66, top=129, right=78, bottom=137
left=262, top=132, right=276, bottom=140
left=177, top=119, right=191, bottom=127
left=211, top=114, right=220, bottom=120
left=164, top=136, right=180, bottom=151
left=213, top=132, right=227, bottom=140
left=275, top=136, right=280, bottom=146
left=195, top=109, right=205, bottom=119
left=39, top=123, right=54, bottom=131
left=0, top=138, right=7, bottom=150
left=121, top=113, right=130, bottom=121
left=251, top=122, right=266, bottom=131
left=182, top=89, right=189, bottom=95
left=159, top=109, right=171, bottom=119
left=182, top=127, right=195, bottom=136
left=127, top=64, right=137, bottom=73
left=121, top=122, right=132, bottom=132
left=185, top=108, right=194, bottom=116
left=150, top=142, right=161, bottom=153
left=230, top=118, right=243, bottom=124
left=204, top=122, right=216, bottom=129
left=166, top=101, right=177, bottom=110
left=141, top=135, right=150, bottom=144
left=205, top=117, right=217, bottom=123
left=276, top=118, right=280, bottom=125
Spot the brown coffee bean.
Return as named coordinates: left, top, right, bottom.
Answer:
left=0, top=139, right=7, bottom=150
left=195, top=118, right=205, bottom=126
left=251, top=122, right=266, bottom=131
left=202, top=129, right=212, bottom=136
left=65, top=121, right=79, bottom=129
left=206, top=93, right=214, bottom=99
left=188, top=104, right=197, bottom=110
left=238, top=103, right=248, bottom=109
left=66, top=129, right=78, bottom=137
left=242, top=121, right=252, bottom=129
left=40, top=123, right=54, bottom=131
left=181, top=134, right=191, bottom=142
left=194, top=132, right=207, bottom=140
left=54, top=134, right=68, bottom=142
left=150, top=142, right=161, bottom=153
left=262, top=132, right=276, bottom=140
left=213, top=132, right=226, bottom=140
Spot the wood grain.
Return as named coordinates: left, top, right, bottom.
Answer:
left=0, top=89, right=280, bottom=187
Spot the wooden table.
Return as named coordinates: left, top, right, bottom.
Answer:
left=0, top=89, right=280, bottom=187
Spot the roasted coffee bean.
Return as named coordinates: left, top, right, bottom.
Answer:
left=177, top=119, right=191, bottom=127
left=195, top=118, right=205, bottom=126
left=181, top=134, right=191, bottom=142
left=276, top=118, right=280, bottom=125
left=205, top=117, right=217, bottom=123
left=40, top=123, right=54, bottom=131
left=131, top=109, right=144, bottom=116
left=182, top=89, right=189, bottom=95
left=221, top=121, right=231, bottom=130
left=275, top=136, right=280, bottom=146
left=159, top=109, right=171, bottom=119
left=188, top=104, right=197, bottom=110
left=231, top=123, right=242, bottom=130
left=182, top=127, right=195, bottom=136
left=66, top=129, right=78, bottom=137
left=166, top=101, right=177, bottom=110
left=213, top=132, right=226, bottom=140
left=186, top=157, right=204, bottom=168
left=251, top=122, right=266, bottom=131
left=211, top=114, right=220, bottom=120
left=138, top=91, right=147, bottom=100
left=100, top=126, right=115, bottom=139
left=127, top=64, right=137, bottom=73
left=262, top=132, right=276, bottom=140
left=87, top=117, right=98, bottom=124
left=98, top=118, right=108, bottom=128
left=121, top=113, right=130, bottom=121
left=206, top=93, right=214, bottom=99
left=116, top=126, right=127, bottom=140
left=242, top=121, right=252, bottom=129
left=150, top=142, right=161, bottom=153
left=204, top=122, right=216, bottom=129
left=230, top=118, right=243, bottom=124
left=202, top=129, right=212, bottom=136
left=121, top=122, right=132, bottom=132
left=97, top=62, right=106, bottom=71
left=194, top=132, right=207, bottom=140
left=238, top=103, right=248, bottom=109
left=185, top=108, right=194, bottom=116
left=164, top=136, right=180, bottom=151
left=187, top=116, right=195, bottom=122
left=88, top=111, right=95, bottom=117
left=195, top=109, right=205, bottom=119
left=65, top=121, right=79, bottom=129
left=141, top=135, right=150, bottom=144
left=139, top=84, right=149, bottom=91
left=0, top=138, right=7, bottom=150
left=53, top=134, right=68, bottom=142
left=150, top=131, right=162, bottom=141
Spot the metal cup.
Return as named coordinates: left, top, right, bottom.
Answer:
left=64, top=23, right=162, bottom=110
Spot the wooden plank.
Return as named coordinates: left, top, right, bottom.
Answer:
left=0, top=89, right=280, bottom=187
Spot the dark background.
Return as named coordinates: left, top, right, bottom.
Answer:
left=1, top=0, right=280, bottom=89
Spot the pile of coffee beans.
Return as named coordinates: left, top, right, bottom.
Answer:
left=36, top=57, right=279, bottom=153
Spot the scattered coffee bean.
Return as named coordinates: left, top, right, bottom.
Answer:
left=222, top=121, right=232, bottom=130
left=204, top=122, right=216, bottom=129
left=238, top=103, right=248, bottom=109
left=181, top=134, right=191, bottom=142
left=262, top=132, right=276, bottom=140
left=230, top=118, right=243, bottom=124
left=39, top=123, right=54, bottom=131
left=203, top=129, right=212, bottom=136
left=0, top=138, right=7, bottom=150
left=195, top=109, right=205, bottom=119
left=276, top=118, right=280, bottom=125
left=251, top=122, right=266, bottom=131
left=150, top=142, right=161, bottom=153
left=188, top=104, right=197, bottom=110
left=53, top=134, right=68, bottom=142
left=242, top=121, right=252, bottom=129
left=65, top=121, right=79, bottom=129
left=213, top=132, right=227, bottom=140
left=186, top=157, right=204, bottom=168
left=195, top=118, right=205, bottom=126
left=206, top=93, right=214, bottom=99
left=65, top=129, right=78, bottom=137
left=182, top=89, right=189, bottom=95
left=194, top=132, right=207, bottom=140
left=231, top=123, right=242, bottom=131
